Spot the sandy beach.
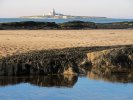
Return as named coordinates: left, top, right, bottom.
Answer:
left=0, top=29, right=133, bottom=57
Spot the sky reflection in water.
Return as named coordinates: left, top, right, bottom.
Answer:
left=0, top=75, right=133, bottom=100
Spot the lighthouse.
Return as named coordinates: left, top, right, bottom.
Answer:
left=48, top=8, right=56, bottom=16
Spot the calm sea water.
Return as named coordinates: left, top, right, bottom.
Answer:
left=0, top=74, right=133, bottom=100
left=0, top=18, right=133, bottom=23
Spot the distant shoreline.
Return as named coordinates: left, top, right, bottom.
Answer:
left=20, top=8, right=107, bottom=19
left=20, top=15, right=107, bottom=19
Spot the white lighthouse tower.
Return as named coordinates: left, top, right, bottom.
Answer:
left=48, top=8, right=56, bottom=16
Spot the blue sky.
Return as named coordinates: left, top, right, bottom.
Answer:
left=0, top=0, right=133, bottom=18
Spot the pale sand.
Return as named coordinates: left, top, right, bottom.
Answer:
left=0, top=30, right=133, bottom=57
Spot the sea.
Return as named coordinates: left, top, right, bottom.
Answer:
left=0, top=75, right=133, bottom=100
left=0, top=18, right=133, bottom=23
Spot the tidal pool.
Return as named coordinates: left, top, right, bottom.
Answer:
left=0, top=74, right=133, bottom=100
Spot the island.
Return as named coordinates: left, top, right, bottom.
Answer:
left=20, top=8, right=107, bottom=19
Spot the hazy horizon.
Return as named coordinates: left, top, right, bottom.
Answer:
left=0, top=0, right=133, bottom=19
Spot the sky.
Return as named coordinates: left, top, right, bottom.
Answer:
left=0, top=0, right=133, bottom=18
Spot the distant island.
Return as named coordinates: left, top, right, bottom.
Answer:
left=20, top=8, right=107, bottom=19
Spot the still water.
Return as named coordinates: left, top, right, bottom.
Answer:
left=0, top=18, right=133, bottom=23
left=0, top=74, right=133, bottom=100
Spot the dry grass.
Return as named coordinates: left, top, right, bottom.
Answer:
left=0, top=30, right=133, bottom=57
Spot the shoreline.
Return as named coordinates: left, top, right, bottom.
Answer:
left=0, top=29, right=133, bottom=76
left=0, top=45, right=133, bottom=76
left=0, top=21, right=133, bottom=30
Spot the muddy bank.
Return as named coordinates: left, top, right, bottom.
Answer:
left=0, top=45, right=132, bottom=76
left=0, top=21, right=133, bottom=30
left=87, top=46, right=133, bottom=83
left=87, top=46, right=133, bottom=76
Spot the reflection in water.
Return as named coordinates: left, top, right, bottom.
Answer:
left=1, top=71, right=133, bottom=88
left=88, top=71, right=133, bottom=83
left=0, top=75, right=78, bottom=87
left=0, top=75, right=133, bottom=100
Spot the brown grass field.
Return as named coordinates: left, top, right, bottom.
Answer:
left=0, top=30, right=133, bottom=57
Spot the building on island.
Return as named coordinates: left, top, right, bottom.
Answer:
left=20, top=8, right=107, bottom=19
left=42, top=8, right=68, bottom=18
left=45, top=8, right=65, bottom=17
left=48, top=8, right=56, bottom=16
